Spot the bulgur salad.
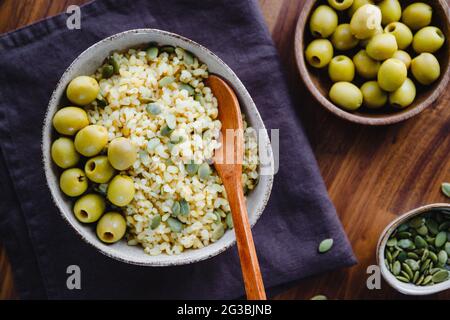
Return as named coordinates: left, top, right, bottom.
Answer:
left=50, top=44, right=259, bottom=256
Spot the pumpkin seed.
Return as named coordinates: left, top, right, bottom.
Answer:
left=172, top=201, right=181, bottom=216
left=160, top=125, right=173, bottom=137
left=416, top=225, right=428, bottom=236
left=179, top=199, right=190, bottom=216
left=414, top=235, right=428, bottom=249
left=211, top=224, right=225, bottom=241
left=438, top=250, right=448, bottom=266
left=432, top=270, right=449, bottom=283
left=146, top=103, right=162, bottom=115
left=226, top=212, right=233, bottom=229
left=412, top=271, right=420, bottom=283
left=109, top=56, right=120, bottom=74
left=397, top=251, right=407, bottom=262
left=439, top=221, right=450, bottom=231
left=441, top=182, right=450, bottom=198
left=398, top=231, right=412, bottom=239
left=426, top=218, right=439, bottom=235
left=167, top=217, right=183, bottom=233
left=146, top=46, right=159, bottom=60
left=396, top=276, right=410, bottom=283
left=398, top=239, right=413, bottom=249
left=386, top=238, right=397, bottom=247
left=420, top=259, right=431, bottom=273
left=392, top=261, right=401, bottom=275
left=150, top=215, right=161, bottom=230
left=160, top=45, right=175, bottom=54
left=421, top=248, right=429, bottom=262
left=183, top=51, right=195, bottom=65
left=407, top=252, right=420, bottom=260
left=179, top=83, right=195, bottom=96
left=318, top=238, right=334, bottom=253
left=198, top=162, right=211, bottom=180
left=386, top=250, right=393, bottom=262
left=102, top=64, right=114, bottom=79
left=402, top=263, right=414, bottom=279
left=435, top=231, right=447, bottom=247
left=398, top=224, right=409, bottom=232
left=422, top=275, right=433, bottom=285
left=415, top=274, right=425, bottom=285
left=405, top=259, right=420, bottom=271
left=158, top=76, right=175, bottom=87
left=429, top=251, right=438, bottom=264
left=445, top=242, right=450, bottom=255
left=185, top=161, right=199, bottom=176
left=409, top=217, right=424, bottom=228
left=310, top=295, right=327, bottom=300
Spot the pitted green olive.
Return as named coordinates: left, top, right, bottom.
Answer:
left=402, top=3, right=432, bottom=31
left=309, top=5, right=338, bottom=38
left=360, top=81, right=387, bottom=108
left=51, top=137, right=80, bottom=169
left=327, top=0, right=353, bottom=11
left=377, top=58, right=407, bottom=92
left=60, top=168, right=88, bottom=197
left=411, top=53, right=440, bottom=85
left=329, top=82, right=363, bottom=111
left=66, top=76, right=100, bottom=106
left=74, top=194, right=105, bottom=223
left=52, top=107, right=89, bottom=136
left=328, top=56, right=355, bottom=82
left=392, top=50, right=411, bottom=69
left=412, top=26, right=445, bottom=53
left=74, top=125, right=108, bottom=157
left=331, top=24, right=359, bottom=51
left=107, top=137, right=137, bottom=170
left=366, top=33, right=398, bottom=61
left=85, top=156, right=115, bottom=183
left=107, top=175, right=135, bottom=207
left=96, top=212, right=126, bottom=243
left=384, top=22, right=413, bottom=50
left=389, top=78, right=416, bottom=108
left=353, top=49, right=380, bottom=79
left=305, top=39, right=334, bottom=68
left=378, top=0, right=401, bottom=25
left=350, top=4, right=382, bottom=39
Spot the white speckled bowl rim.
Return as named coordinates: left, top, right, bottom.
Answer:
left=377, top=203, right=450, bottom=295
left=42, top=29, right=274, bottom=267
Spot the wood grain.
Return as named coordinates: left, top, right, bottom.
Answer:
left=0, top=0, right=449, bottom=300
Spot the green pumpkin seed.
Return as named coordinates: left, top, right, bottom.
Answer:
left=421, top=249, right=429, bottom=262
left=432, top=270, right=449, bottom=283
left=441, top=182, right=450, bottom=198
left=398, top=239, right=413, bottom=249
left=159, top=76, right=175, bottom=87
left=407, top=252, right=420, bottom=260
left=420, top=259, right=431, bottom=273
left=426, top=218, right=439, bottom=235
left=414, top=235, right=428, bottom=249
left=445, top=242, right=450, bottom=255
left=183, top=51, right=195, bottom=65
left=146, top=46, right=159, bottom=60
left=422, top=275, right=433, bottom=285
left=439, top=221, right=450, bottom=231
left=185, top=161, right=199, bottom=176
left=409, top=217, right=424, bottom=228
left=405, top=259, right=420, bottom=271
left=397, top=251, right=408, bottom=262
left=438, top=250, right=448, bottom=266
left=160, top=45, right=175, bottom=54
left=150, top=215, right=161, bottom=230
left=396, top=276, right=410, bottom=283
left=198, top=162, right=211, bottom=180
left=392, top=261, right=401, bottom=275
left=429, top=251, right=438, bottom=264
left=226, top=213, right=233, bottom=229
left=160, top=125, right=173, bottom=137
left=310, top=295, right=327, bottom=300
left=435, top=231, right=447, bottom=247
left=179, top=199, right=190, bottom=216
left=109, top=56, right=120, bottom=74
left=172, top=201, right=181, bottom=216
left=146, top=103, right=162, bottom=115
left=167, top=217, right=183, bottom=233
left=412, top=271, right=420, bottom=283
left=392, top=250, right=400, bottom=260
left=179, top=83, right=195, bottom=96
left=211, top=224, right=225, bottom=241
left=102, top=64, right=114, bottom=79
left=416, top=225, right=428, bottom=236
left=415, top=274, right=425, bottom=285
left=386, top=238, right=397, bottom=247
left=398, top=224, right=409, bottom=232
left=386, top=250, right=393, bottom=262
left=398, top=232, right=412, bottom=239
left=402, top=263, right=414, bottom=279
left=318, top=238, right=334, bottom=253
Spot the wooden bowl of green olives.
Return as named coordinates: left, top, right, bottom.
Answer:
left=295, top=0, right=450, bottom=125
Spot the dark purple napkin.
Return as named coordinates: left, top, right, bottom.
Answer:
left=0, top=0, right=355, bottom=299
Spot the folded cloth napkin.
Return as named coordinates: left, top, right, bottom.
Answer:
left=0, top=0, right=355, bottom=299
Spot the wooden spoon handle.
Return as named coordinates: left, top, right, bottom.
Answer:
left=222, top=175, right=266, bottom=300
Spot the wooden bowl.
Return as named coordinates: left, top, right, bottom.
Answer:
left=294, top=0, right=450, bottom=125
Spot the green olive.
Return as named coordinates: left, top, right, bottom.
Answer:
left=412, top=26, right=445, bottom=53
left=107, top=175, right=135, bottom=207
left=358, top=27, right=382, bottom=48
left=74, top=125, right=108, bottom=157
left=74, top=194, right=105, bottom=223
left=389, top=78, right=416, bottom=108
left=378, top=0, right=401, bottom=25
left=305, top=39, right=334, bottom=68
left=331, top=24, right=359, bottom=51
left=360, top=81, right=388, bottom=108
left=107, top=137, right=137, bottom=171
left=51, top=137, right=80, bottom=169
left=348, top=0, right=374, bottom=17
left=384, top=22, right=413, bottom=50
left=85, top=156, right=115, bottom=183
left=328, top=56, right=355, bottom=82
left=392, top=50, right=411, bottom=69
left=96, top=212, right=126, bottom=243
left=52, top=107, right=89, bottom=136
left=66, top=76, right=100, bottom=106
left=327, top=0, right=353, bottom=11
left=60, top=168, right=88, bottom=197
left=377, top=58, right=407, bottom=92
left=353, top=49, right=380, bottom=79
left=309, top=5, right=338, bottom=38
left=366, top=33, right=398, bottom=60
left=329, top=82, right=363, bottom=111
left=350, top=4, right=382, bottom=39
left=402, top=3, right=432, bottom=31
left=411, top=53, right=440, bottom=85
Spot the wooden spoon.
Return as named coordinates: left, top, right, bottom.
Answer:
left=208, top=75, right=266, bottom=300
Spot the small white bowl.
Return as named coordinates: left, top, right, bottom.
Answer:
left=377, top=203, right=450, bottom=295
left=42, top=29, right=274, bottom=266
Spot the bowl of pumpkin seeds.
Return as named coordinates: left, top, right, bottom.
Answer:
left=377, top=203, right=450, bottom=295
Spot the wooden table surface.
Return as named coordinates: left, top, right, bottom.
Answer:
left=0, top=0, right=449, bottom=300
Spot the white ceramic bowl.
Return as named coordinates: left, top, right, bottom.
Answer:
left=377, top=203, right=450, bottom=295
left=42, top=29, right=274, bottom=266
